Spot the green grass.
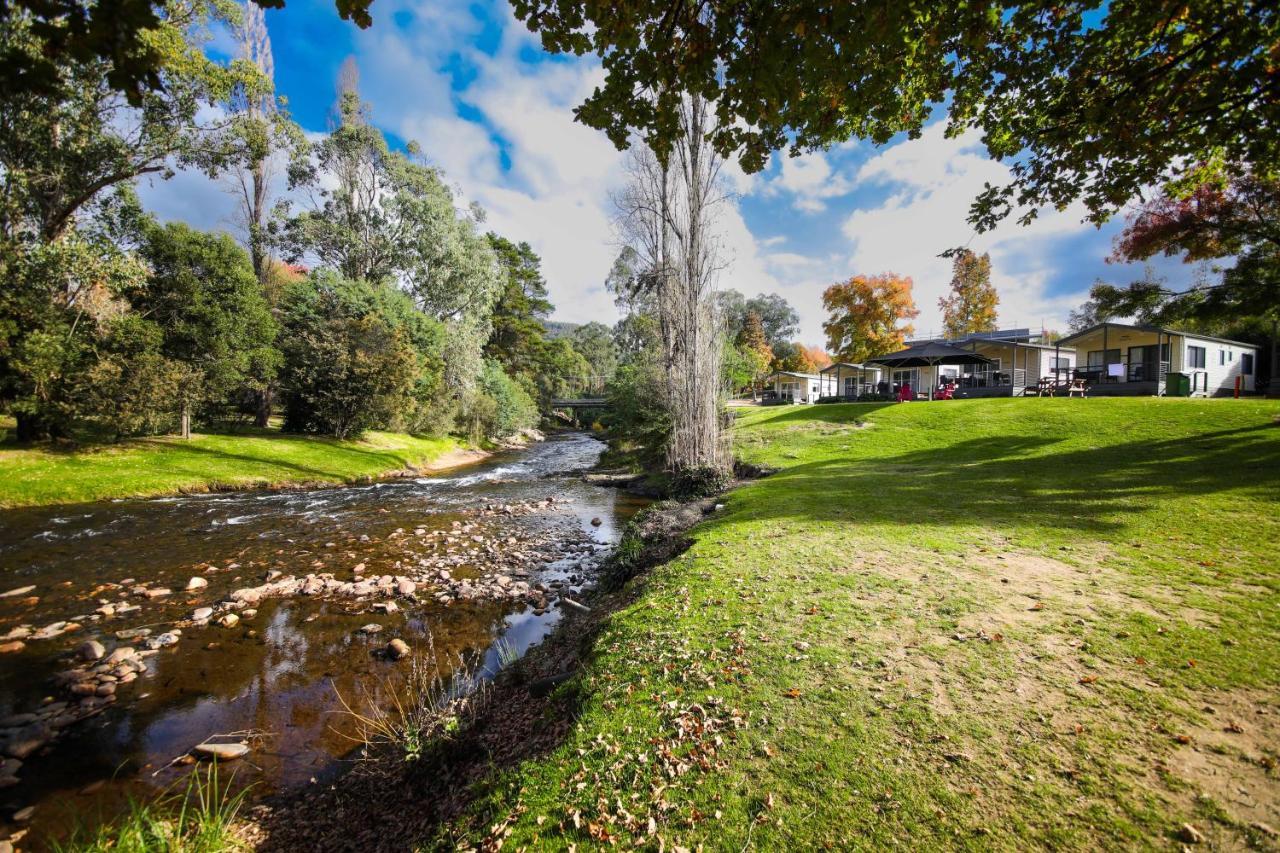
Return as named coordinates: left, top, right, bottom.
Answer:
left=0, top=425, right=467, bottom=508
left=445, top=398, right=1280, bottom=850
left=54, top=765, right=248, bottom=852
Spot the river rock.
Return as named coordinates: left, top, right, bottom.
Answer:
left=193, top=742, right=249, bottom=761
left=12, top=805, right=34, bottom=822
left=217, top=613, right=239, bottom=628
left=372, top=601, right=398, bottom=614
left=4, top=732, right=47, bottom=760
left=144, top=632, right=180, bottom=650
left=95, top=682, right=116, bottom=697
left=0, top=642, right=25, bottom=654
left=396, top=579, right=416, bottom=596
left=185, top=577, right=208, bottom=590
left=103, top=647, right=135, bottom=666
left=0, top=586, right=35, bottom=599
left=143, top=587, right=172, bottom=599
left=357, top=624, right=383, bottom=635
left=386, top=638, right=410, bottom=660
left=192, top=607, right=214, bottom=621
left=230, top=588, right=261, bottom=606
left=77, top=640, right=106, bottom=661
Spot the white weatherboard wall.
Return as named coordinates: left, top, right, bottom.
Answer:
left=1179, top=334, right=1256, bottom=395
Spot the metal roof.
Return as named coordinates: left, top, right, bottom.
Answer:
left=1058, top=322, right=1258, bottom=349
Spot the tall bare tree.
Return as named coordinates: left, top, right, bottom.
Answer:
left=614, top=94, right=730, bottom=487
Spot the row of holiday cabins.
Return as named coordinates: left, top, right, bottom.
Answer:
left=764, top=323, right=1260, bottom=403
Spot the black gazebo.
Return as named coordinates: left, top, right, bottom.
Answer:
left=868, top=342, right=995, bottom=400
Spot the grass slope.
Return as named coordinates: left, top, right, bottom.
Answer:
left=452, top=398, right=1280, bottom=850
left=0, top=427, right=466, bottom=508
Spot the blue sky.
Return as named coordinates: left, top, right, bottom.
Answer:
left=142, top=0, right=1198, bottom=345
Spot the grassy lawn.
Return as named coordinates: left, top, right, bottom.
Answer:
left=0, top=425, right=468, bottom=508
left=450, top=398, right=1280, bottom=850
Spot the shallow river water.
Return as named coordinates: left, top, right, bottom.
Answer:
left=0, top=432, right=643, bottom=848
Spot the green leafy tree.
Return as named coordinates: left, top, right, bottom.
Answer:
left=15, top=1, right=1275, bottom=235
left=530, top=337, right=591, bottom=410
left=567, top=322, right=618, bottom=388
left=503, top=0, right=1276, bottom=234
left=130, top=221, right=280, bottom=423
left=278, top=90, right=500, bottom=323
left=466, top=359, right=538, bottom=442
left=0, top=0, right=265, bottom=439
left=938, top=250, right=998, bottom=339
left=277, top=274, right=419, bottom=439
left=77, top=314, right=198, bottom=440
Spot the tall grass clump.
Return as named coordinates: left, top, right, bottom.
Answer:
left=54, top=764, right=247, bottom=852
left=336, top=635, right=493, bottom=764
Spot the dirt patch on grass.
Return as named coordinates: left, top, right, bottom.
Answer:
left=856, top=544, right=1275, bottom=847
left=1168, top=688, right=1280, bottom=846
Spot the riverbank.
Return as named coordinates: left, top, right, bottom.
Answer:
left=257, top=397, right=1280, bottom=850
left=0, top=427, right=485, bottom=509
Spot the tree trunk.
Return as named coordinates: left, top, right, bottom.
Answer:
left=180, top=403, right=191, bottom=440
left=254, top=386, right=273, bottom=427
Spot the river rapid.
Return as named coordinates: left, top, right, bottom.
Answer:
left=0, top=432, right=644, bottom=848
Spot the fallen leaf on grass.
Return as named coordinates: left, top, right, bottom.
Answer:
left=1224, top=721, right=1245, bottom=734
left=1029, top=602, right=1044, bottom=611
left=782, top=688, right=802, bottom=699
left=1175, top=734, right=1193, bottom=744
left=1078, top=675, right=1098, bottom=684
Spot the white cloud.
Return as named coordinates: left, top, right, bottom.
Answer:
left=840, top=122, right=1098, bottom=338
left=765, top=150, right=854, bottom=213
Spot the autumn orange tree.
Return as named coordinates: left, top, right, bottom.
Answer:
left=734, top=311, right=774, bottom=398
left=938, top=250, right=999, bottom=339
left=822, top=274, right=919, bottom=363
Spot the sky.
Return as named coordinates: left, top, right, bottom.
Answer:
left=141, top=0, right=1197, bottom=346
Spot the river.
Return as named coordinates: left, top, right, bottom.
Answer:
left=0, top=432, right=644, bottom=848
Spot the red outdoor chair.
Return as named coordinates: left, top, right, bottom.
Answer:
left=896, top=383, right=914, bottom=403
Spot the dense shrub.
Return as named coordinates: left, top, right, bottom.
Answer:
left=279, top=276, right=419, bottom=439
left=602, top=360, right=671, bottom=465
left=668, top=465, right=731, bottom=500
left=468, top=359, right=538, bottom=441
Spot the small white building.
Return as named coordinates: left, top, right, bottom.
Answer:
left=763, top=371, right=834, bottom=404
left=1056, top=323, right=1258, bottom=396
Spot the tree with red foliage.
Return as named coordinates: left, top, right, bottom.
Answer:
left=1091, top=166, right=1280, bottom=327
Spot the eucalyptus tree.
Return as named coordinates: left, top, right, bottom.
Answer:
left=277, top=87, right=501, bottom=406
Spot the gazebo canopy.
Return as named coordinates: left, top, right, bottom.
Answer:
left=868, top=341, right=995, bottom=368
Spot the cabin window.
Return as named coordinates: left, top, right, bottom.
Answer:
left=1188, top=346, right=1206, bottom=368
left=1242, top=353, right=1254, bottom=375
left=1087, top=349, right=1120, bottom=368
left=1219, top=349, right=1227, bottom=366
left=1050, top=357, right=1070, bottom=372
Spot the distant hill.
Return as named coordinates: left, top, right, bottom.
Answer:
left=542, top=320, right=581, bottom=339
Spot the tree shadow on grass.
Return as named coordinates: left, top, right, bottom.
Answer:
left=728, top=423, right=1280, bottom=538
